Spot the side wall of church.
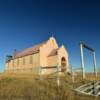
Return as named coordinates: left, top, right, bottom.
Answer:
left=5, top=53, right=40, bottom=74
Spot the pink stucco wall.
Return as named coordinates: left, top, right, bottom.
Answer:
left=40, top=37, right=58, bottom=67
left=5, top=37, right=69, bottom=74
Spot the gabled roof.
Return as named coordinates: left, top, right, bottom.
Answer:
left=14, top=42, right=46, bottom=59
left=48, top=48, right=59, bottom=57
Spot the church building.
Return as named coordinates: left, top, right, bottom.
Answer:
left=5, top=37, right=69, bottom=75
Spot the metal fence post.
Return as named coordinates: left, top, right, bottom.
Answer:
left=80, top=43, right=85, bottom=79
left=93, top=51, right=97, bottom=78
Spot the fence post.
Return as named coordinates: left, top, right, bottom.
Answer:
left=80, top=43, right=85, bottom=79
left=57, top=65, right=60, bottom=87
left=93, top=51, right=97, bottom=78
left=39, top=66, right=42, bottom=80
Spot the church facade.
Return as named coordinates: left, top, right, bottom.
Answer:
left=5, top=37, right=69, bottom=75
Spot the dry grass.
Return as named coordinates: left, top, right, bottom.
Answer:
left=0, top=72, right=100, bottom=100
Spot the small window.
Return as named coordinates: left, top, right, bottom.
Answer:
left=30, top=56, right=33, bottom=64
left=23, top=57, right=25, bottom=65
left=17, top=59, right=19, bottom=65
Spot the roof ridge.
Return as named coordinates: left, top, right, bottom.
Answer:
left=14, top=41, right=47, bottom=59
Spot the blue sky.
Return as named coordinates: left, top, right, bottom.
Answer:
left=0, top=0, right=100, bottom=72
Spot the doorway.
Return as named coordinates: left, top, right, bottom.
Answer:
left=61, top=57, right=66, bottom=72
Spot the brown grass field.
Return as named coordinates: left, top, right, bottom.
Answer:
left=0, top=72, right=100, bottom=100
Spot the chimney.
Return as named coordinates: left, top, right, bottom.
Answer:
left=14, top=48, right=17, bottom=58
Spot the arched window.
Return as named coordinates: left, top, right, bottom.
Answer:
left=61, top=57, right=66, bottom=61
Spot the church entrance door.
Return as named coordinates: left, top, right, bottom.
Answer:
left=61, top=57, right=66, bottom=72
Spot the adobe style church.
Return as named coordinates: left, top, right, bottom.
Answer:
left=5, top=37, right=69, bottom=74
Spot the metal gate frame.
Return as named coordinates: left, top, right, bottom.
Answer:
left=80, top=41, right=97, bottom=79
